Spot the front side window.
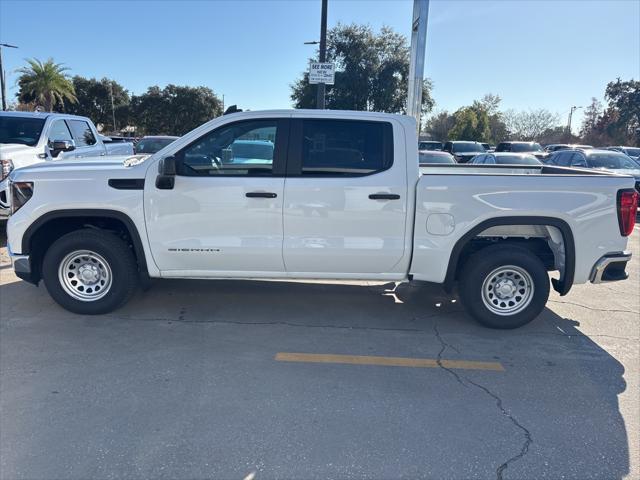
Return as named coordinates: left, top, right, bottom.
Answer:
left=300, top=120, right=393, bottom=176
left=48, top=120, right=73, bottom=144
left=570, top=153, right=587, bottom=167
left=178, top=120, right=278, bottom=176
left=67, top=120, right=96, bottom=147
left=553, top=151, right=573, bottom=166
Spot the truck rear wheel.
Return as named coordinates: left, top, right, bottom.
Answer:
left=42, top=229, right=138, bottom=314
left=458, top=245, right=550, bottom=329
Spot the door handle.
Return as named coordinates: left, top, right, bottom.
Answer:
left=369, top=193, right=400, bottom=200
left=246, top=192, right=277, bottom=198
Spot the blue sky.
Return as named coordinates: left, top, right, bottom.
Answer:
left=1, top=0, right=638, bottom=130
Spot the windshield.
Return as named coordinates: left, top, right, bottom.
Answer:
left=496, top=154, right=541, bottom=165
left=587, top=153, right=639, bottom=170
left=419, top=142, right=442, bottom=151
left=511, top=143, right=543, bottom=153
left=452, top=142, right=485, bottom=153
left=231, top=141, right=273, bottom=160
left=136, top=138, right=176, bottom=154
left=419, top=152, right=454, bottom=164
left=623, top=147, right=640, bottom=157
left=0, top=116, right=46, bottom=146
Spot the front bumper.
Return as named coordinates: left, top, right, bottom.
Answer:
left=9, top=252, right=38, bottom=285
left=590, top=251, right=632, bottom=284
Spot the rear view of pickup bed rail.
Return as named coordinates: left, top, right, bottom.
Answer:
left=6, top=110, right=638, bottom=328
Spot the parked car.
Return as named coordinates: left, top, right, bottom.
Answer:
left=470, top=152, right=542, bottom=165
left=0, top=112, right=134, bottom=218
left=481, top=143, right=495, bottom=152
left=544, top=144, right=571, bottom=153
left=419, top=150, right=456, bottom=165
left=495, top=141, right=547, bottom=160
left=418, top=141, right=443, bottom=151
left=5, top=110, right=637, bottom=329
left=546, top=149, right=640, bottom=192
left=134, top=136, right=179, bottom=154
left=442, top=141, right=486, bottom=163
left=605, top=146, right=640, bottom=161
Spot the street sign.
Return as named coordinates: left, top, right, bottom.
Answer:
left=309, top=62, right=335, bottom=85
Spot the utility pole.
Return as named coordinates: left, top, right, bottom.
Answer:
left=109, top=81, right=117, bottom=133
left=316, top=0, right=328, bottom=109
left=567, top=105, right=582, bottom=135
left=0, top=43, right=19, bottom=111
left=407, top=0, right=429, bottom=133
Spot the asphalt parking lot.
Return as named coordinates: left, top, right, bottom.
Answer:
left=1, top=222, right=638, bottom=480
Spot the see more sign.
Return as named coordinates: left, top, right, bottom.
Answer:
left=309, top=62, right=335, bottom=85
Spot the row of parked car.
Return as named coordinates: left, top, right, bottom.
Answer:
left=418, top=140, right=640, bottom=183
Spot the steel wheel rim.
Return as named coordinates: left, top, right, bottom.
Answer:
left=481, top=265, right=534, bottom=316
left=58, top=250, right=113, bottom=302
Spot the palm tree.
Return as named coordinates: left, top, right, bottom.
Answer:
left=16, top=58, right=77, bottom=112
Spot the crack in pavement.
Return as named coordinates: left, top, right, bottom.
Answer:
left=547, top=299, right=639, bottom=315
left=433, top=321, right=532, bottom=480
left=111, top=309, right=467, bottom=333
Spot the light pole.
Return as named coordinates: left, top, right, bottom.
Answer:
left=567, top=105, right=582, bottom=135
left=0, top=43, right=18, bottom=111
left=407, top=0, right=429, bottom=133
left=316, top=0, right=328, bottom=109
left=109, top=81, right=117, bottom=133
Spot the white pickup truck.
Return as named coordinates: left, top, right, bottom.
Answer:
left=0, top=111, right=134, bottom=217
left=5, top=110, right=638, bottom=328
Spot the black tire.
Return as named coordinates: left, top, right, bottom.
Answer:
left=458, top=244, right=550, bottom=329
left=42, top=229, right=138, bottom=314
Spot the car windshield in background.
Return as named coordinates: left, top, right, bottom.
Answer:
left=419, top=142, right=442, bottom=151
left=624, top=148, right=640, bottom=157
left=135, top=138, right=176, bottom=154
left=496, top=154, right=541, bottom=165
left=511, top=143, right=543, bottom=153
left=452, top=142, right=485, bottom=153
left=0, top=116, right=46, bottom=147
left=231, top=141, right=274, bottom=160
left=419, top=153, right=454, bottom=164
left=587, top=153, right=639, bottom=170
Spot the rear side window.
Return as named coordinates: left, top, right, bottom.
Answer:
left=299, top=120, right=393, bottom=176
left=67, top=120, right=97, bottom=147
left=553, top=151, right=573, bottom=166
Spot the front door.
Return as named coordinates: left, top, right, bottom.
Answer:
left=282, top=118, right=408, bottom=275
left=144, top=118, right=289, bottom=275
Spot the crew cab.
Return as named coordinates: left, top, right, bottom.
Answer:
left=0, top=112, right=134, bottom=217
left=5, top=110, right=638, bottom=329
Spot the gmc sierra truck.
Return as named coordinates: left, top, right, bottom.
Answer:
left=5, top=110, right=638, bottom=328
left=0, top=111, right=134, bottom=217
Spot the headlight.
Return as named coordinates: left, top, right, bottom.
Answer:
left=1, top=159, right=14, bottom=181
left=10, top=181, right=34, bottom=214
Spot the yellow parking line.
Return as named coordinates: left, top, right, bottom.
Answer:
left=275, top=352, right=504, bottom=372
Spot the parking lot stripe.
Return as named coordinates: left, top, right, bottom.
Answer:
left=275, top=352, right=504, bottom=371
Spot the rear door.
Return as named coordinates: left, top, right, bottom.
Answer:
left=282, top=117, right=408, bottom=275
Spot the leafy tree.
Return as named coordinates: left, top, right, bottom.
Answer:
left=448, top=106, right=491, bottom=142
left=472, top=94, right=507, bottom=143
left=291, top=24, right=434, bottom=115
left=424, top=110, right=455, bottom=141
left=503, top=109, right=559, bottom=142
left=63, top=76, right=130, bottom=132
left=131, top=85, right=222, bottom=135
left=16, top=58, right=77, bottom=112
left=605, top=78, right=639, bottom=143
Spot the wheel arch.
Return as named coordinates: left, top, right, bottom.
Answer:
left=21, top=209, right=149, bottom=284
left=444, top=216, right=575, bottom=296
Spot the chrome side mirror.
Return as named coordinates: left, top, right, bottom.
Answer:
left=50, top=139, right=76, bottom=157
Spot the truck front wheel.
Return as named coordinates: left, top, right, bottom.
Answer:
left=42, top=229, right=138, bottom=314
left=458, top=245, right=550, bottom=329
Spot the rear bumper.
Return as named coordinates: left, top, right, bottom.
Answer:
left=590, top=251, right=632, bottom=284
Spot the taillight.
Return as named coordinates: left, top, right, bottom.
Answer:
left=1, top=159, right=14, bottom=180
left=617, top=189, right=639, bottom=236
